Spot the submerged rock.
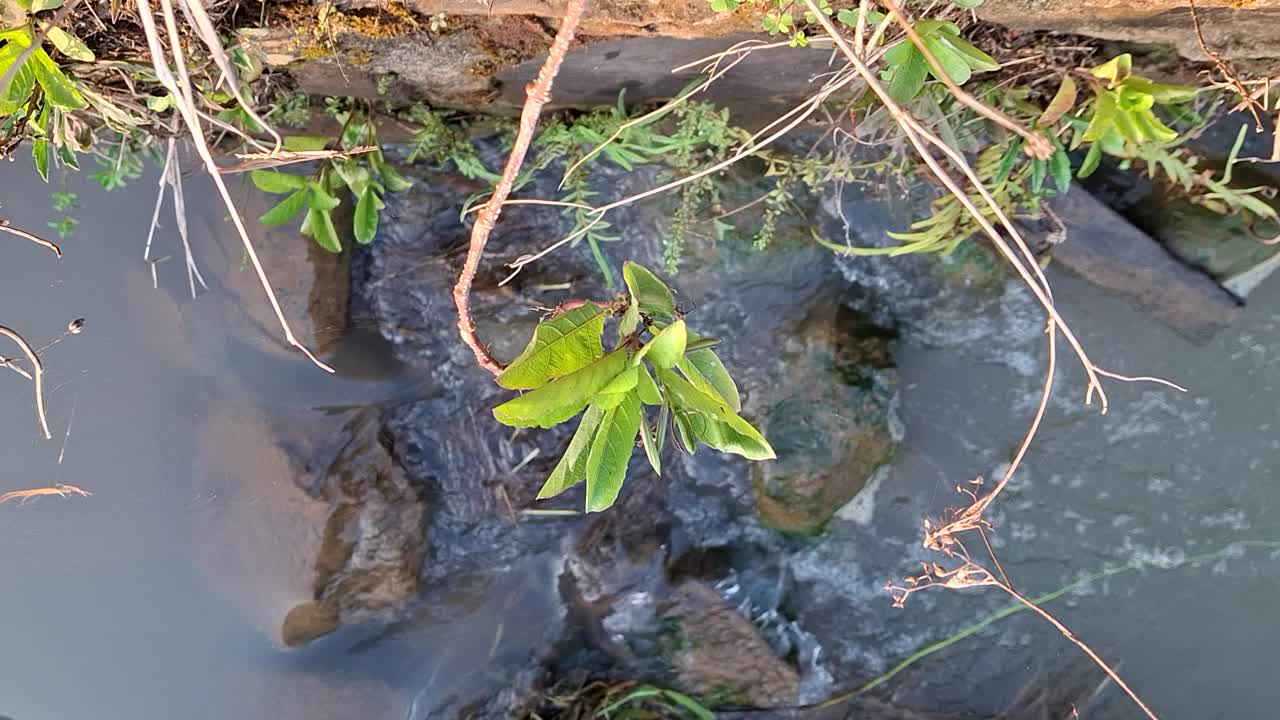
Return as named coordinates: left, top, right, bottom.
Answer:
left=659, top=580, right=801, bottom=708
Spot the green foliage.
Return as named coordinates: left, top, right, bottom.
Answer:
left=45, top=188, right=76, bottom=237
left=402, top=103, right=498, bottom=181
left=264, top=92, right=312, bottom=129
left=90, top=132, right=146, bottom=190
left=494, top=261, right=772, bottom=513
left=252, top=105, right=411, bottom=252
left=879, top=20, right=999, bottom=104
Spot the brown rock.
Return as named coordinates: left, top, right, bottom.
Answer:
left=978, top=0, right=1280, bottom=62
left=660, top=580, right=800, bottom=709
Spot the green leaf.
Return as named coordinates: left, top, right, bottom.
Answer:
left=307, top=182, right=341, bottom=211
left=282, top=135, right=329, bottom=151
left=1091, top=53, right=1132, bottom=87
left=1223, top=122, right=1248, bottom=185
left=1050, top=144, right=1072, bottom=194
left=493, top=349, right=629, bottom=429
left=994, top=139, right=1023, bottom=184
left=938, top=34, right=999, bottom=73
left=302, top=206, right=341, bottom=253
left=497, top=304, right=607, bottom=390
left=1037, top=75, right=1077, bottom=128
left=32, top=138, right=48, bottom=181
left=1030, top=157, right=1047, bottom=194
left=0, top=42, right=34, bottom=113
left=622, top=261, right=676, bottom=319
left=888, top=48, right=928, bottom=104
left=1082, top=90, right=1117, bottom=142
left=639, top=411, right=661, bottom=476
left=30, top=0, right=62, bottom=11
left=377, top=160, right=413, bottom=192
left=634, top=319, right=686, bottom=369
left=636, top=364, right=662, bottom=405
left=658, top=369, right=774, bottom=461
left=354, top=189, right=381, bottom=244
left=923, top=35, right=971, bottom=85
left=677, top=346, right=740, bottom=412
left=536, top=404, right=605, bottom=500
left=30, top=48, right=85, bottom=110
left=594, top=367, right=639, bottom=410
left=1078, top=141, right=1102, bottom=178
left=146, top=92, right=175, bottom=112
left=1118, top=76, right=1198, bottom=104
left=951, top=0, right=984, bottom=7
left=617, top=296, right=640, bottom=339
left=250, top=169, right=306, bottom=194
left=259, top=189, right=308, bottom=226
left=585, top=391, right=642, bottom=512
left=44, top=26, right=93, bottom=61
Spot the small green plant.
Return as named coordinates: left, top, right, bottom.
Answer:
left=872, top=18, right=1000, bottom=103
left=45, top=188, right=76, bottom=237
left=493, top=261, right=773, bottom=513
left=90, top=132, right=146, bottom=190
left=264, top=91, right=312, bottom=129
left=251, top=108, right=412, bottom=252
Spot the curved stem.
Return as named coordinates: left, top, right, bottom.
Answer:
left=452, top=0, right=590, bottom=376
left=0, top=326, right=51, bottom=439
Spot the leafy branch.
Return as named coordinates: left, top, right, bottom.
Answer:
left=493, top=262, right=772, bottom=512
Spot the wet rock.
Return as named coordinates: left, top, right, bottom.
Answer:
left=659, top=580, right=800, bottom=708
left=191, top=404, right=427, bottom=648
left=751, top=304, right=898, bottom=535
left=977, top=0, right=1280, bottom=63
left=1046, top=186, right=1243, bottom=343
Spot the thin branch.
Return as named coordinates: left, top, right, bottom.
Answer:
left=1188, top=0, right=1264, bottom=131
left=880, top=0, right=1053, bottom=160
left=0, top=326, right=51, bottom=439
left=0, top=221, right=63, bottom=258
left=133, top=0, right=333, bottom=373
left=452, top=0, right=590, bottom=375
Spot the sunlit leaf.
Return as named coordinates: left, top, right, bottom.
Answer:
left=283, top=135, right=329, bottom=151
left=493, top=349, right=629, bottom=429
left=30, top=0, right=62, bottom=11
left=1091, top=53, right=1132, bottom=87
left=30, top=48, right=85, bottom=110
left=941, top=35, right=999, bottom=72
left=635, top=364, right=662, bottom=405
left=307, top=181, right=341, bottom=211
left=44, top=26, right=93, bottom=62
left=498, top=304, right=607, bottom=390
left=677, top=345, right=740, bottom=412
left=585, top=392, right=642, bottom=512
left=32, top=138, right=48, bottom=181
left=259, top=188, right=308, bottom=226
left=657, top=369, right=774, bottom=461
left=0, top=42, right=34, bottom=114
left=622, top=261, right=676, bottom=319
left=634, top=319, right=686, bottom=369
left=1082, top=90, right=1117, bottom=142
left=536, top=404, right=605, bottom=500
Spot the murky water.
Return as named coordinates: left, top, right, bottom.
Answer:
left=3, top=149, right=1280, bottom=720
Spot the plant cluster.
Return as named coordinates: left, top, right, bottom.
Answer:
left=493, top=261, right=772, bottom=513
left=251, top=106, right=412, bottom=252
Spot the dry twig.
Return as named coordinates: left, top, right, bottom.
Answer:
left=0, top=220, right=62, bottom=258
left=0, top=483, right=92, bottom=505
left=1188, top=0, right=1264, bottom=131
left=452, top=0, right=590, bottom=375
left=0, top=325, right=51, bottom=439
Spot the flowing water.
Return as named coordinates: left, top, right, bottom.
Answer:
left=1, top=151, right=1279, bottom=720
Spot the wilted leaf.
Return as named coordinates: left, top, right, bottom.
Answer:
left=498, top=304, right=607, bottom=390
left=634, top=319, right=686, bottom=369
left=1037, top=75, right=1077, bottom=128
left=585, top=392, right=642, bottom=512
left=617, top=296, right=640, bottom=339
left=259, top=188, right=308, bottom=226
left=251, top=169, right=306, bottom=194
left=536, top=404, right=605, bottom=500
left=623, top=261, right=676, bottom=319
left=493, top=349, right=629, bottom=429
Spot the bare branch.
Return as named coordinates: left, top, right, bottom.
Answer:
left=0, top=325, right=51, bottom=439
left=452, top=0, right=590, bottom=375
left=0, top=220, right=63, bottom=258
